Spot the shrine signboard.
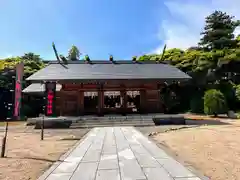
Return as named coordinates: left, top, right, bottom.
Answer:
left=45, top=82, right=56, bottom=116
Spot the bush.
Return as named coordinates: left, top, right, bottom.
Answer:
left=218, top=82, right=236, bottom=110
left=235, top=84, right=240, bottom=101
left=204, top=89, right=227, bottom=116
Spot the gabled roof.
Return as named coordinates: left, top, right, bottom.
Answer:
left=26, top=60, right=191, bottom=82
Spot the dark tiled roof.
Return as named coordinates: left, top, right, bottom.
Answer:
left=27, top=61, right=191, bottom=81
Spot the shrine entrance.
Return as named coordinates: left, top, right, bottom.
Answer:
left=104, top=91, right=121, bottom=114
left=84, top=91, right=98, bottom=115
left=126, top=91, right=140, bottom=113
left=56, top=82, right=166, bottom=116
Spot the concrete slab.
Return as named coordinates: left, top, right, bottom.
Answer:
left=81, top=150, right=102, bottom=162
left=53, top=161, right=79, bottom=173
left=157, top=158, right=196, bottom=178
left=70, top=162, right=98, bottom=180
left=119, top=159, right=146, bottom=180
left=45, top=173, right=72, bottom=180
left=98, top=154, right=119, bottom=170
left=96, top=169, right=120, bottom=180
left=38, top=127, right=205, bottom=180
left=143, top=167, right=173, bottom=180
left=135, top=154, right=161, bottom=168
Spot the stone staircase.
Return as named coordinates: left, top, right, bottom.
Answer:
left=70, top=115, right=155, bottom=128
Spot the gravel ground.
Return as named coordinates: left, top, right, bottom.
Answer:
left=0, top=127, right=90, bottom=180
left=149, top=123, right=240, bottom=180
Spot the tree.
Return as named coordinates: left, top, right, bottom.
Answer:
left=68, top=45, right=80, bottom=61
left=21, top=52, right=42, bottom=62
left=85, top=54, right=90, bottom=61
left=236, top=35, right=240, bottom=47
left=199, top=11, right=240, bottom=50
left=109, top=55, right=113, bottom=61
left=235, top=84, right=240, bottom=101
left=0, top=56, right=45, bottom=89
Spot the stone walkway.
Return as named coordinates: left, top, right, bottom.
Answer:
left=39, top=127, right=204, bottom=180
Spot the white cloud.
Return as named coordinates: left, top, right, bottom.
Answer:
left=153, top=0, right=240, bottom=53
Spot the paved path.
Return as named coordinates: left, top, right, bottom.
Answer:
left=39, top=127, right=203, bottom=180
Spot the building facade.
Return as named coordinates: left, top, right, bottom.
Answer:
left=24, top=60, right=191, bottom=116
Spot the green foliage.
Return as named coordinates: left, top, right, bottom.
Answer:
left=68, top=45, right=80, bottom=61
left=190, top=96, right=204, bottom=113
left=217, top=81, right=236, bottom=110
left=235, top=84, right=240, bottom=101
left=199, top=11, right=240, bottom=50
left=85, top=54, right=90, bottom=61
left=0, top=53, right=45, bottom=89
left=132, top=56, right=137, bottom=61
left=109, top=55, right=113, bottom=61
left=204, top=89, right=227, bottom=116
left=138, top=55, right=151, bottom=61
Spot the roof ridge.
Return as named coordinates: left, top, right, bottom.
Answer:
left=46, top=60, right=166, bottom=64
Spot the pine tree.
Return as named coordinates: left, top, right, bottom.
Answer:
left=199, top=11, right=240, bottom=50
left=68, top=45, right=80, bottom=61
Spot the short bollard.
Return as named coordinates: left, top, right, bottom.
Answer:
left=1, top=121, right=9, bottom=158
left=41, top=118, right=44, bottom=141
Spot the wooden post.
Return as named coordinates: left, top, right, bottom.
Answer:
left=120, top=87, right=127, bottom=115
left=157, top=83, right=163, bottom=113
left=78, top=90, right=84, bottom=115
left=41, top=117, right=44, bottom=140
left=1, top=121, right=8, bottom=158
left=60, top=91, right=65, bottom=116
left=41, top=95, right=45, bottom=141
left=98, top=84, right=104, bottom=116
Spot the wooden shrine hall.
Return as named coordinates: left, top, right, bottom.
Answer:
left=23, top=60, right=191, bottom=116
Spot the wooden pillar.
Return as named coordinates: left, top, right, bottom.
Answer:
left=77, top=90, right=84, bottom=115
left=98, top=84, right=104, bottom=116
left=140, top=89, right=146, bottom=113
left=60, top=91, right=65, bottom=116
left=120, top=87, right=127, bottom=115
left=157, top=83, right=163, bottom=113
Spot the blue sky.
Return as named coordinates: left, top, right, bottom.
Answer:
left=0, top=0, right=239, bottom=60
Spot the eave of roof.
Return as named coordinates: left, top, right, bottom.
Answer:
left=23, top=83, right=140, bottom=96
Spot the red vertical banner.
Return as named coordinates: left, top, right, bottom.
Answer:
left=14, top=62, right=24, bottom=120
left=45, top=82, right=56, bottom=116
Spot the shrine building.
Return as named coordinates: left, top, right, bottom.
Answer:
left=23, top=60, right=191, bottom=116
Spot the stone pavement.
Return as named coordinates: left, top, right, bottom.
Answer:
left=38, top=127, right=205, bottom=180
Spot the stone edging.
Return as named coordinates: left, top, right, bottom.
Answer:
left=37, top=129, right=91, bottom=180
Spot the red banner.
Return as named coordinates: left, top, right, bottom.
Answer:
left=14, top=62, right=24, bottom=119
left=45, top=82, right=56, bottom=116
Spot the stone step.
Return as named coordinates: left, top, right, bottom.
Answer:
left=70, top=123, right=154, bottom=128
left=72, top=122, right=155, bottom=125
left=75, top=120, right=153, bottom=123
left=70, top=119, right=155, bottom=128
left=71, top=122, right=155, bottom=126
